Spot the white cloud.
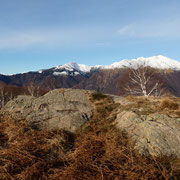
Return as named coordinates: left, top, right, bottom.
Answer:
left=0, top=27, right=112, bottom=49
left=117, top=17, right=180, bottom=38
left=117, top=23, right=136, bottom=36
left=0, top=32, right=46, bottom=49
left=0, top=16, right=180, bottom=50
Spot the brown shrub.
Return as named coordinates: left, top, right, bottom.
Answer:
left=0, top=116, right=74, bottom=179
left=90, top=92, right=109, bottom=101
left=50, top=129, right=175, bottom=180
left=160, top=99, right=179, bottom=110
left=175, top=111, right=180, bottom=117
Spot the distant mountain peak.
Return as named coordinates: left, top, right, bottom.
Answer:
left=56, top=62, right=79, bottom=71
left=55, top=62, right=91, bottom=73
left=101, top=55, right=180, bottom=70
left=38, top=55, right=180, bottom=77
left=123, top=55, right=180, bottom=70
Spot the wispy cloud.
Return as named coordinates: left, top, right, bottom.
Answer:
left=117, top=17, right=180, bottom=38
left=0, top=32, right=46, bottom=49
left=0, top=16, right=180, bottom=50
left=0, top=27, right=113, bottom=50
left=117, top=23, right=136, bottom=36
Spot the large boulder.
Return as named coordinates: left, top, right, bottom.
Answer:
left=114, top=111, right=180, bottom=157
left=3, top=89, right=94, bottom=132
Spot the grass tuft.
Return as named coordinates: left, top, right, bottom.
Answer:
left=91, top=92, right=108, bottom=101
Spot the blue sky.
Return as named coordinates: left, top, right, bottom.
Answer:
left=0, top=0, right=180, bottom=74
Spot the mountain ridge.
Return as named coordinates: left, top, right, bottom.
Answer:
left=1, top=55, right=180, bottom=97
left=1, top=55, right=180, bottom=76
left=38, top=55, right=180, bottom=76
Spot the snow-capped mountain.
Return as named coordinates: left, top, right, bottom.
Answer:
left=47, top=55, right=180, bottom=76
left=56, top=62, right=91, bottom=73
left=7, top=55, right=180, bottom=77
left=1, top=55, right=180, bottom=97
left=53, top=62, right=92, bottom=76
left=109, top=55, right=180, bottom=70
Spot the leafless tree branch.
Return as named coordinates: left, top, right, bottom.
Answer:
left=124, top=62, right=165, bottom=96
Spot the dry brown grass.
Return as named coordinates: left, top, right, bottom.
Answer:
left=52, top=131, right=176, bottom=180
left=49, top=93, right=180, bottom=180
left=0, top=92, right=180, bottom=179
left=120, top=96, right=157, bottom=115
left=175, top=110, right=180, bottom=117
left=0, top=115, right=74, bottom=180
left=90, top=92, right=108, bottom=101
left=123, top=96, right=180, bottom=117
left=160, top=99, right=179, bottom=110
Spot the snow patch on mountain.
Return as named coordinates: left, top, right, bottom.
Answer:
left=110, top=55, right=180, bottom=70
left=53, top=71, right=69, bottom=76
left=55, top=62, right=91, bottom=73
left=109, top=60, right=130, bottom=69
left=52, top=55, right=180, bottom=76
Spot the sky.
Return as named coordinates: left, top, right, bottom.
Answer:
left=0, top=0, right=180, bottom=74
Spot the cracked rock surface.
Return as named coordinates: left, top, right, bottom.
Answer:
left=3, top=89, right=94, bottom=132
left=114, top=110, right=180, bottom=157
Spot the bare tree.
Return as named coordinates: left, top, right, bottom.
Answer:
left=124, top=62, right=165, bottom=96
left=0, top=86, right=14, bottom=108
left=0, top=87, right=8, bottom=107
left=27, top=82, right=40, bottom=97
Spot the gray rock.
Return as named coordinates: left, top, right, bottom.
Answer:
left=114, top=111, right=180, bottom=157
left=3, top=89, right=94, bottom=132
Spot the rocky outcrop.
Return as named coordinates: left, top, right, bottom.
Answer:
left=2, top=89, right=94, bottom=132
left=114, top=110, right=180, bottom=157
